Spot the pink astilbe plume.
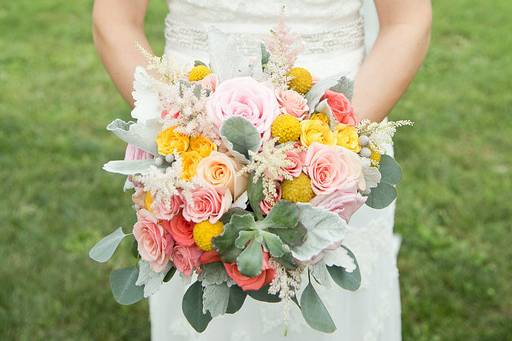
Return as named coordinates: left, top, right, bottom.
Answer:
left=264, top=14, right=304, bottom=68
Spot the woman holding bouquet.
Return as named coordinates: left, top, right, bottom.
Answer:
left=93, top=0, right=431, bottom=340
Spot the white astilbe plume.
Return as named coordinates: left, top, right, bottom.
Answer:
left=263, top=12, right=304, bottom=90
left=136, top=43, right=186, bottom=84
left=268, top=259, right=304, bottom=330
left=357, top=119, right=414, bottom=153
left=240, top=139, right=297, bottom=202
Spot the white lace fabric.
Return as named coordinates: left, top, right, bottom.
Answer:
left=152, top=1, right=402, bottom=340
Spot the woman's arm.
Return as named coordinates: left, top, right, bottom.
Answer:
left=352, top=0, right=432, bottom=122
left=92, top=0, right=151, bottom=106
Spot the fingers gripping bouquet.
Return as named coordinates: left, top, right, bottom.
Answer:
left=90, top=19, right=412, bottom=334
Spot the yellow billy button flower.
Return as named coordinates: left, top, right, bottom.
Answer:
left=282, top=173, right=315, bottom=203
left=180, top=151, right=203, bottom=181
left=287, top=67, right=313, bottom=94
left=189, top=135, right=217, bottom=157
left=310, top=112, right=330, bottom=125
left=300, top=119, right=336, bottom=147
left=156, top=126, right=189, bottom=156
left=188, top=65, right=211, bottom=81
left=271, top=114, right=302, bottom=143
left=144, top=192, right=153, bottom=211
left=335, top=124, right=361, bottom=153
left=193, top=220, right=224, bottom=251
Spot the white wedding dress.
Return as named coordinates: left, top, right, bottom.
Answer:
left=150, top=1, right=402, bottom=340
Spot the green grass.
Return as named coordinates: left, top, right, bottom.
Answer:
left=1, top=0, right=511, bottom=340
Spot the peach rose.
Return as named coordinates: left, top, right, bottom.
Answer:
left=151, top=193, right=184, bottom=220
left=162, top=214, right=195, bottom=246
left=275, top=88, right=309, bottom=119
left=194, top=151, right=248, bottom=200
left=131, top=187, right=146, bottom=209
left=182, top=186, right=232, bottom=223
left=311, top=189, right=367, bottom=222
left=282, top=148, right=306, bottom=178
left=133, top=209, right=173, bottom=272
left=172, top=245, right=202, bottom=277
left=304, top=143, right=363, bottom=195
left=321, top=90, right=358, bottom=125
left=224, top=251, right=276, bottom=291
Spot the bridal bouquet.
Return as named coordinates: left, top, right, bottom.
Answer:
left=89, top=20, right=412, bottom=334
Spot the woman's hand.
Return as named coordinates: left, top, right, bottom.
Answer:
left=352, top=0, right=432, bottom=122
left=92, top=0, right=151, bottom=106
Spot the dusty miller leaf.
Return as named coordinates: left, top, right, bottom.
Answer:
left=202, top=283, right=230, bottom=317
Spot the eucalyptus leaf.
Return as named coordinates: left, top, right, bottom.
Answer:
left=89, top=227, right=127, bottom=263
left=220, top=117, right=261, bottom=160
left=366, top=182, right=397, bottom=209
left=236, top=239, right=263, bottom=277
left=226, top=285, right=247, bottom=314
left=300, top=282, right=336, bottom=333
left=202, top=283, right=230, bottom=317
left=327, top=247, right=361, bottom=291
left=379, top=154, right=402, bottom=185
left=110, top=267, right=144, bottom=305
left=103, top=159, right=155, bottom=176
left=247, top=285, right=281, bottom=303
left=247, top=174, right=264, bottom=220
left=182, top=281, right=212, bottom=333
left=163, top=267, right=176, bottom=282
left=291, top=204, right=348, bottom=262
left=261, top=201, right=299, bottom=229
left=106, top=119, right=160, bottom=155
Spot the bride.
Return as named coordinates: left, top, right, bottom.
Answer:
left=92, top=1, right=431, bottom=340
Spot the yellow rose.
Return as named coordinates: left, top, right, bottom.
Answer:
left=181, top=151, right=203, bottom=181
left=156, top=126, right=189, bottom=156
left=189, top=135, right=217, bottom=157
left=300, top=119, right=336, bottom=147
left=335, top=124, right=361, bottom=153
left=310, top=112, right=330, bottom=126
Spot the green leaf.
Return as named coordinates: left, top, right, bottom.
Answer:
left=366, top=182, right=397, bottom=209
left=220, top=117, right=261, bottom=160
left=327, top=247, right=361, bottom=291
left=236, top=239, right=263, bottom=277
left=194, top=60, right=207, bottom=66
left=182, top=281, right=212, bottom=332
left=379, top=154, right=402, bottom=185
left=213, top=213, right=256, bottom=262
left=247, top=285, right=281, bottom=303
left=110, top=267, right=144, bottom=305
left=89, top=227, right=127, bottom=263
left=268, top=222, right=307, bottom=247
left=260, top=43, right=270, bottom=66
left=261, top=201, right=299, bottom=229
left=226, top=285, right=247, bottom=314
left=300, top=282, right=336, bottom=333
left=247, top=174, right=264, bottom=220
left=262, top=231, right=285, bottom=258
left=163, top=267, right=176, bottom=283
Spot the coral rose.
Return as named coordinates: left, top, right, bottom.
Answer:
left=133, top=209, right=173, bottom=272
left=162, top=214, right=195, bottom=247
left=207, top=77, right=279, bottom=135
left=300, top=119, right=336, bottom=147
left=224, top=252, right=276, bottom=291
left=321, top=90, right=358, bottom=125
left=182, top=186, right=232, bottom=223
left=172, top=245, right=202, bottom=277
left=304, top=143, right=364, bottom=195
left=275, top=88, right=309, bottom=119
left=194, top=151, right=248, bottom=200
left=311, top=189, right=367, bottom=222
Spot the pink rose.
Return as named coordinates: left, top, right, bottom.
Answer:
left=172, top=245, right=202, bottom=277
left=304, top=143, right=363, bottom=195
left=182, top=186, right=232, bottom=223
left=133, top=209, right=173, bottom=272
left=194, top=151, right=248, bottom=200
left=151, top=193, right=184, bottom=220
left=224, top=251, right=276, bottom=291
left=200, top=73, right=218, bottom=92
left=322, top=90, right=358, bottom=125
left=282, top=148, right=306, bottom=178
left=207, top=77, right=279, bottom=135
left=275, top=89, right=309, bottom=119
left=311, top=189, right=367, bottom=222
left=124, top=144, right=152, bottom=161
left=161, top=214, right=195, bottom=247
left=259, top=183, right=282, bottom=215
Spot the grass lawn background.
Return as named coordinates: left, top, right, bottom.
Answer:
left=1, top=0, right=511, bottom=340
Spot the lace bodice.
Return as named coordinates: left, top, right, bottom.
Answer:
left=165, top=0, right=367, bottom=78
